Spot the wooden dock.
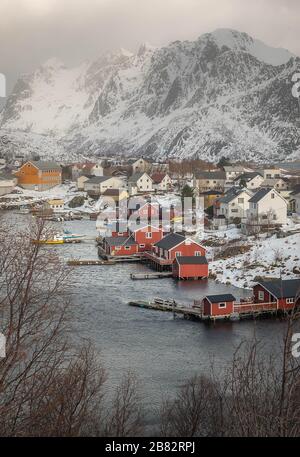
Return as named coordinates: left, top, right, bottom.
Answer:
left=128, top=299, right=204, bottom=320
left=130, top=272, right=173, bottom=280
left=67, top=259, right=116, bottom=266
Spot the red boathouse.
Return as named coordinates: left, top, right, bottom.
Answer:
left=202, top=294, right=236, bottom=317
left=172, top=256, right=208, bottom=280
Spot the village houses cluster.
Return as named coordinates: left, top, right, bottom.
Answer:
left=1, top=153, right=300, bottom=318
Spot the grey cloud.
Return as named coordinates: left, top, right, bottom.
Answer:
left=0, top=0, right=299, bottom=98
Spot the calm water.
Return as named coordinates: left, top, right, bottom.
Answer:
left=5, top=213, right=287, bottom=413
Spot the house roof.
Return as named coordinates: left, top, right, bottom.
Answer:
left=248, top=188, right=272, bottom=203
left=175, top=256, right=208, bottom=265
left=154, top=232, right=186, bottom=250
left=205, top=294, right=236, bottom=303
left=104, top=235, right=137, bottom=247
left=218, top=187, right=249, bottom=204
left=223, top=166, right=246, bottom=172
left=85, top=176, right=110, bottom=184
left=151, top=173, right=167, bottom=184
left=195, top=171, right=226, bottom=180
left=129, top=172, right=152, bottom=184
left=102, top=189, right=125, bottom=196
left=258, top=279, right=300, bottom=299
left=233, top=172, right=262, bottom=182
left=30, top=160, right=61, bottom=171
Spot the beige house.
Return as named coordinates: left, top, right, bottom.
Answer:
left=84, top=176, right=127, bottom=197
left=45, top=198, right=64, bottom=211
left=128, top=172, right=153, bottom=195
left=194, top=171, right=226, bottom=193
left=233, top=172, right=264, bottom=190
left=151, top=173, right=172, bottom=191
left=260, top=178, right=289, bottom=191
left=77, top=174, right=92, bottom=190
left=131, top=158, right=151, bottom=174
left=261, top=168, right=282, bottom=180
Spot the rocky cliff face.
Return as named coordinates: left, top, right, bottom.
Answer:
left=1, top=29, right=299, bottom=162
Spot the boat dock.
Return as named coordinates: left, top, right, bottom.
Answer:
left=128, top=298, right=204, bottom=320
left=67, top=259, right=116, bottom=266
left=130, top=272, right=173, bottom=280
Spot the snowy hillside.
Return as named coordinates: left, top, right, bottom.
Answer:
left=1, top=29, right=300, bottom=162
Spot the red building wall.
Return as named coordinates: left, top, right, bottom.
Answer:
left=169, top=241, right=206, bottom=261
left=173, top=262, right=208, bottom=279
left=105, top=243, right=138, bottom=256
left=202, top=298, right=234, bottom=317
left=134, top=226, right=164, bottom=251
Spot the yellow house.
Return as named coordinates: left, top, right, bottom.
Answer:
left=45, top=198, right=64, bottom=211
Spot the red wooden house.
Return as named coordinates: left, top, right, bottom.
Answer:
left=253, top=279, right=300, bottom=311
left=172, top=256, right=208, bottom=280
left=202, top=294, right=236, bottom=318
left=144, top=232, right=207, bottom=271
left=153, top=233, right=206, bottom=262
left=102, top=235, right=138, bottom=256
left=131, top=225, right=164, bottom=252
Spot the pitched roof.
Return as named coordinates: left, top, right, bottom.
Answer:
left=155, top=232, right=186, bottom=250
left=258, top=279, right=300, bottom=299
left=218, top=187, right=247, bottom=204
left=104, top=235, right=137, bottom=247
left=129, top=172, right=151, bottom=183
left=151, top=173, right=168, bottom=184
left=233, top=172, right=262, bottom=182
left=195, top=171, right=226, bottom=180
left=248, top=188, right=272, bottom=203
left=85, top=176, right=110, bottom=184
left=102, top=189, right=125, bottom=196
left=30, top=160, right=61, bottom=171
left=205, top=294, right=236, bottom=303
left=175, top=256, right=208, bottom=265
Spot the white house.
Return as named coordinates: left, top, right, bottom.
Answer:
left=84, top=176, right=127, bottom=197
left=151, top=173, right=172, bottom=191
left=247, top=188, right=288, bottom=226
left=233, top=172, right=264, bottom=190
left=260, top=177, right=289, bottom=191
left=128, top=172, right=153, bottom=195
left=217, top=188, right=253, bottom=221
left=261, top=168, right=282, bottom=180
left=131, top=158, right=151, bottom=174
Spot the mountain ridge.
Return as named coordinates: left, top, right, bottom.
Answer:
left=1, top=28, right=299, bottom=163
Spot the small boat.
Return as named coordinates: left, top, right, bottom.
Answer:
left=63, top=230, right=85, bottom=241
left=32, top=234, right=64, bottom=245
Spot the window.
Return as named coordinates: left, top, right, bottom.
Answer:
left=175, top=252, right=181, bottom=257
left=195, top=251, right=201, bottom=256
left=146, top=232, right=152, bottom=239
left=139, top=244, right=145, bottom=248
left=115, top=246, right=121, bottom=251
left=271, top=193, right=275, bottom=199
left=287, top=298, right=294, bottom=304
left=238, top=198, right=244, bottom=203
left=218, top=303, right=226, bottom=309
left=258, top=291, right=264, bottom=301
left=125, top=246, right=131, bottom=250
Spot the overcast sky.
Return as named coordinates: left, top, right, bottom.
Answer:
left=0, top=0, right=299, bottom=96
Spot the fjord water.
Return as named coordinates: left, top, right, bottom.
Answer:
left=6, top=214, right=287, bottom=415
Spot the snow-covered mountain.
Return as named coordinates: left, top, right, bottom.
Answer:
left=1, top=28, right=300, bottom=162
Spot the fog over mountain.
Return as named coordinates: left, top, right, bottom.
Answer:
left=1, top=28, right=300, bottom=163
